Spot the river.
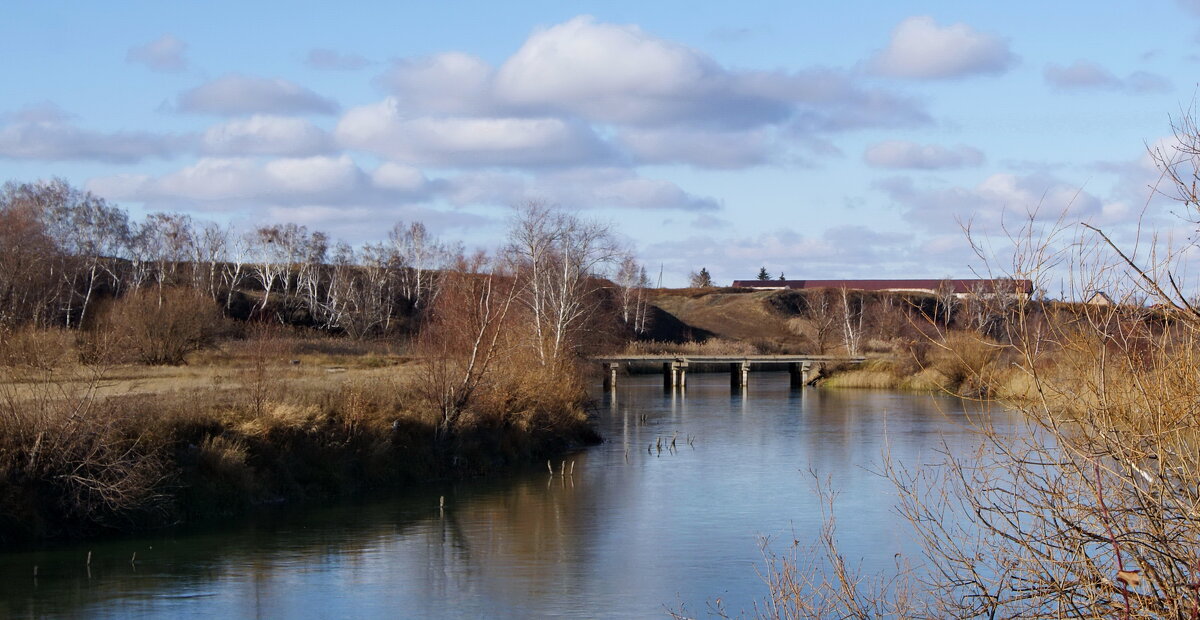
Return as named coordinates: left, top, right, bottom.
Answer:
left=0, top=372, right=1016, bottom=619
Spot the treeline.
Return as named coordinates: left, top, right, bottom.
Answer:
left=762, top=285, right=1025, bottom=356
left=0, top=184, right=657, bottom=539
left=0, top=179, right=653, bottom=340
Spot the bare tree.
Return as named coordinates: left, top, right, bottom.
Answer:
left=506, top=202, right=621, bottom=366
left=193, top=221, right=229, bottom=302
left=414, top=251, right=517, bottom=437
left=390, top=221, right=444, bottom=311
left=934, top=278, right=959, bottom=328
left=806, top=289, right=839, bottom=355
left=837, top=286, right=864, bottom=356
left=614, top=255, right=652, bottom=334
left=138, top=212, right=195, bottom=304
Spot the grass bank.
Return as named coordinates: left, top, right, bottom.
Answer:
left=0, top=332, right=599, bottom=544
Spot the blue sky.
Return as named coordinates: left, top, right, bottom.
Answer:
left=3, top=1, right=1199, bottom=287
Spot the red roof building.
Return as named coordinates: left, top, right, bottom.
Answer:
left=730, top=278, right=1033, bottom=298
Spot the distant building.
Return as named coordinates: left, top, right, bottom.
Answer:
left=1085, top=291, right=1114, bottom=305
left=730, top=278, right=1033, bottom=299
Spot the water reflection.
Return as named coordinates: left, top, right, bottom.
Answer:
left=0, top=372, right=1015, bottom=619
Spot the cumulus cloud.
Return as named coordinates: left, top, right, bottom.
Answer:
left=335, top=98, right=612, bottom=167
left=200, top=115, right=332, bottom=156
left=493, top=16, right=785, bottom=128
left=444, top=167, right=719, bottom=211
left=0, top=103, right=183, bottom=163
left=1044, top=60, right=1170, bottom=93
left=875, top=172, right=1103, bottom=233
left=371, top=15, right=927, bottom=138
left=375, top=52, right=496, bottom=115
left=305, top=48, right=371, bottom=71
left=176, top=74, right=339, bottom=116
left=864, top=140, right=984, bottom=169
left=126, top=34, right=188, bottom=72
left=618, top=127, right=777, bottom=168
left=869, top=16, right=1016, bottom=79
left=88, top=155, right=430, bottom=209
left=491, top=16, right=928, bottom=131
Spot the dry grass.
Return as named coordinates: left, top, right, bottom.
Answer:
left=621, top=337, right=759, bottom=356
left=649, top=290, right=803, bottom=347
left=0, top=321, right=591, bottom=542
left=820, top=368, right=899, bottom=389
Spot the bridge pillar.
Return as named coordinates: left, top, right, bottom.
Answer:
left=730, top=360, right=751, bottom=390
left=789, top=362, right=814, bottom=388
left=663, top=360, right=689, bottom=390
left=603, top=362, right=620, bottom=391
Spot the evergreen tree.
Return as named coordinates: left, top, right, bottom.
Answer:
left=756, top=266, right=770, bottom=280
left=689, top=267, right=714, bottom=288
left=779, top=273, right=786, bottom=281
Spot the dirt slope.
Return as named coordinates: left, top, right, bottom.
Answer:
left=646, top=288, right=807, bottom=349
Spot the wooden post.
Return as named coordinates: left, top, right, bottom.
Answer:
left=676, top=360, right=688, bottom=389
left=663, top=362, right=676, bottom=389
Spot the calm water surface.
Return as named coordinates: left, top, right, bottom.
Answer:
left=0, top=372, right=1016, bottom=619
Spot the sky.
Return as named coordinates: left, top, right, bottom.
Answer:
left=3, top=1, right=1200, bottom=289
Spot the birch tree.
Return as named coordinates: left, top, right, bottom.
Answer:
left=506, top=202, right=620, bottom=366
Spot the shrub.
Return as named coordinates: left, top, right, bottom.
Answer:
left=0, top=326, right=73, bottom=370
left=87, top=287, right=224, bottom=365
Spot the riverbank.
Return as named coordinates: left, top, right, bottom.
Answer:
left=0, top=335, right=600, bottom=544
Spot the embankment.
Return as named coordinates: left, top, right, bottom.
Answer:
left=0, top=357, right=599, bottom=544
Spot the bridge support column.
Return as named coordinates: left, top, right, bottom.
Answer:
left=663, top=360, right=688, bottom=390
left=789, top=362, right=813, bottom=388
left=603, top=362, right=620, bottom=391
left=730, top=360, right=751, bottom=390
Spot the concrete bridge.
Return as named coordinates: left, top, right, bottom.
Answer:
left=592, top=355, right=868, bottom=390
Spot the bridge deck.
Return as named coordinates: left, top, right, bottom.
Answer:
left=592, top=354, right=866, bottom=364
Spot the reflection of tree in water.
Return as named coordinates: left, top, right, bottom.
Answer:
left=0, top=467, right=606, bottom=618
left=422, top=469, right=596, bottom=607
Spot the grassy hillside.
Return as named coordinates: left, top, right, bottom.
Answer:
left=646, top=288, right=805, bottom=350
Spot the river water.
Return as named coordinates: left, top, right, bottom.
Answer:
left=0, top=372, right=1015, bottom=619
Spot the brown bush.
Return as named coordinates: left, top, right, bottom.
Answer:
left=0, top=326, right=73, bottom=370
left=86, top=287, right=225, bottom=365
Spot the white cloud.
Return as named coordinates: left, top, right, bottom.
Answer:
left=494, top=16, right=774, bottom=127
left=335, top=98, right=612, bottom=167
left=869, top=16, right=1016, bottom=79
left=1044, top=60, right=1170, bottom=93
left=0, top=103, right=183, bottom=163
left=90, top=155, right=379, bottom=207
left=305, top=48, right=371, bottom=71
left=200, top=115, right=331, bottom=156
left=372, top=15, right=927, bottom=136
left=875, top=172, right=1103, bottom=233
left=126, top=35, right=188, bottom=72
left=176, top=74, right=339, bottom=116
left=371, top=162, right=428, bottom=192
left=444, top=167, right=719, bottom=211
left=619, top=127, right=777, bottom=168
left=375, top=52, right=496, bottom=115
left=864, top=140, right=984, bottom=169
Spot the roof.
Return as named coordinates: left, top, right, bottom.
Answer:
left=730, top=279, right=1034, bottom=294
